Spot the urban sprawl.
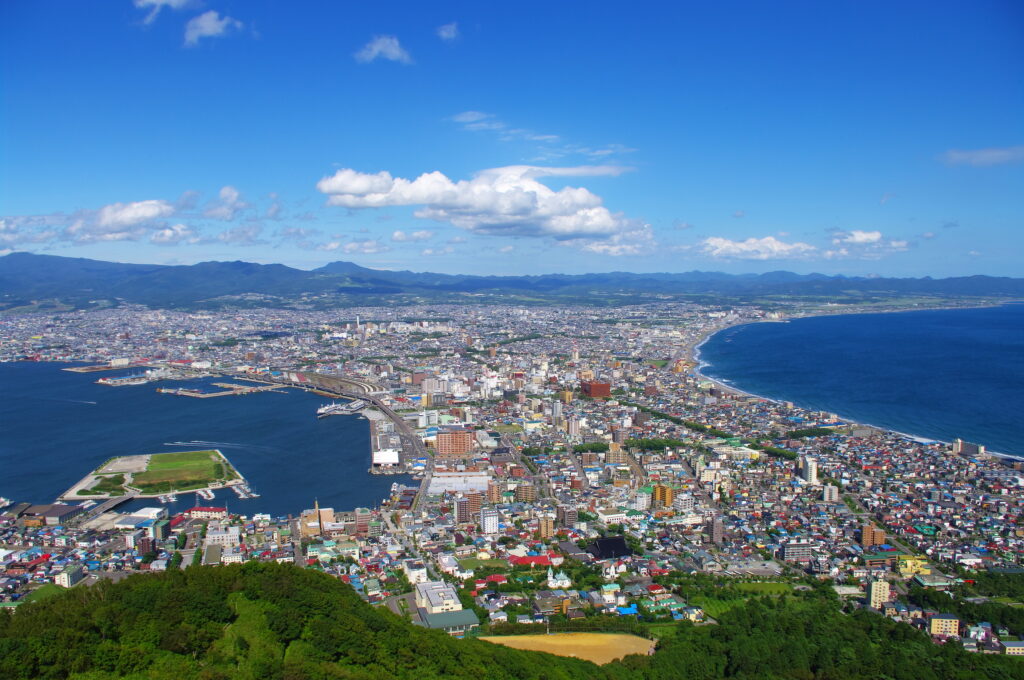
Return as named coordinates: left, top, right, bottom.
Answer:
left=2, top=303, right=1023, bottom=655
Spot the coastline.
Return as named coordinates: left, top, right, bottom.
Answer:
left=687, top=305, right=1024, bottom=461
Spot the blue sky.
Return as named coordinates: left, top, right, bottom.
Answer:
left=2, top=1, right=1022, bottom=276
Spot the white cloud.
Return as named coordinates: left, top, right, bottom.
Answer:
left=832, top=230, right=882, bottom=245
left=344, top=239, right=389, bottom=254
left=421, top=246, right=454, bottom=256
left=316, top=165, right=635, bottom=242
left=447, top=235, right=467, bottom=244
left=184, top=10, right=242, bottom=47
left=150, top=223, right=196, bottom=245
left=96, top=199, right=175, bottom=228
left=391, top=229, right=434, bottom=242
left=437, top=22, right=459, bottom=41
left=216, top=224, right=264, bottom=245
left=732, top=210, right=745, bottom=219
left=498, top=245, right=514, bottom=253
left=134, top=0, right=190, bottom=25
left=204, top=186, right=247, bottom=220
left=355, top=35, right=412, bottom=64
left=824, top=230, right=909, bottom=259
left=450, top=111, right=636, bottom=163
left=452, top=111, right=489, bottom=124
left=3, top=198, right=177, bottom=245
left=0, top=217, right=60, bottom=247
left=941, top=145, right=1024, bottom=167
left=700, top=236, right=817, bottom=260
left=576, top=224, right=656, bottom=256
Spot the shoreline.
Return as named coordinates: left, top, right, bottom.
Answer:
left=687, top=304, right=1023, bottom=461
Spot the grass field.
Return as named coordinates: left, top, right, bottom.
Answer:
left=22, top=584, right=65, bottom=604
left=480, top=633, right=654, bottom=665
left=458, top=558, right=508, bottom=570
left=131, top=450, right=234, bottom=493
left=734, top=582, right=792, bottom=595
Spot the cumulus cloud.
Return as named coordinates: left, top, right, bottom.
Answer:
left=96, top=199, right=175, bottom=229
left=355, top=35, right=412, bottom=64
left=318, top=238, right=390, bottom=254
left=0, top=217, right=61, bottom=247
left=2, top=198, right=179, bottom=245
left=941, top=145, right=1024, bottom=167
left=204, top=186, right=247, bottom=220
left=421, top=246, right=454, bottom=256
left=134, top=0, right=190, bottom=25
left=150, top=223, right=196, bottom=245
left=437, top=22, right=459, bottom=41
left=576, top=225, right=657, bottom=256
left=391, top=229, right=434, bottom=242
left=825, top=230, right=909, bottom=259
left=316, top=165, right=635, bottom=244
left=184, top=10, right=242, bottom=47
left=832, top=230, right=882, bottom=245
left=700, top=236, right=817, bottom=260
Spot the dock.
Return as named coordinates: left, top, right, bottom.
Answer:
left=156, top=383, right=283, bottom=398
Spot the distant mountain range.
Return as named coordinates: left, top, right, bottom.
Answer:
left=1, top=251, right=1022, bottom=310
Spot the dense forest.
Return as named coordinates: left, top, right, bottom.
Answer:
left=1, top=563, right=1023, bottom=680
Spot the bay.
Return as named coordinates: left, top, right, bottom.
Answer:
left=0, top=362, right=408, bottom=516
left=699, top=304, right=1024, bottom=456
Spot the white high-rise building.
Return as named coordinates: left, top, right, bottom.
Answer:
left=822, top=484, right=839, bottom=502
left=801, top=456, right=819, bottom=485
left=480, top=507, right=499, bottom=535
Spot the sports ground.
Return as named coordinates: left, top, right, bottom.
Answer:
left=479, top=633, right=654, bottom=665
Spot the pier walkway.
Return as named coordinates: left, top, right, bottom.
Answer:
left=73, top=492, right=139, bottom=524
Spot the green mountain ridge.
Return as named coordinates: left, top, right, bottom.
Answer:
left=2, top=252, right=1023, bottom=310
left=1, top=563, right=1020, bottom=680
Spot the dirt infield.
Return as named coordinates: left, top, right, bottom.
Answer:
left=479, top=633, right=654, bottom=665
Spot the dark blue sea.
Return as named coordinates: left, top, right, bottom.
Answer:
left=0, top=363, right=408, bottom=516
left=699, top=304, right=1024, bottom=457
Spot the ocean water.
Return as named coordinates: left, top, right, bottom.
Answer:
left=0, top=363, right=408, bottom=516
left=699, top=304, right=1024, bottom=457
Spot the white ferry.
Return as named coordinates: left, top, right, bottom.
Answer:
left=316, top=400, right=366, bottom=418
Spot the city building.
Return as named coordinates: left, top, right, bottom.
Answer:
left=869, top=579, right=890, bottom=609
left=436, top=428, right=474, bottom=457
left=480, top=508, right=499, bottom=534
left=415, top=581, right=462, bottom=615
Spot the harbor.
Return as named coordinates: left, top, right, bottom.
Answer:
left=156, top=382, right=285, bottom=399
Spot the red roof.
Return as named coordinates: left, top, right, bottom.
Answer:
left=509, top=555, right=551, bottom=567
left=187, top=506, right=227, bottom=514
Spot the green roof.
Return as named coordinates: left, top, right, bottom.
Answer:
left=421, top=609, right=480, bottom=629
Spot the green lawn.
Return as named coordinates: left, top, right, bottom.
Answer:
left=690, top=597, right=747, bottom=618
left=132, top=450, right=235, bottom=493
left=734, top=582, right=792, bottom=595
left=22, top=584, right=65, bottom=604
left=458, top=558, right=508, bottom=570
left=493, top=424, right=523, bottom=434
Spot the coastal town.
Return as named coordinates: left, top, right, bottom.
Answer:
left=2, top=302, right=1024, bottom=656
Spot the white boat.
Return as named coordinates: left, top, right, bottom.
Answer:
left=0, top=497, right=11, bottom=510
left=317, top=400, right=366, bottom=418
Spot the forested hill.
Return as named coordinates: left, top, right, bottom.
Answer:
left=3, top=251, right=1024, bottom=310
left=1, top=563, right=1021, bottom=680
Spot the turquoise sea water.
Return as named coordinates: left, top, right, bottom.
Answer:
left=699, top=304, right=1024, bottom=456
left=0, top=363, right=408, bottom=516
